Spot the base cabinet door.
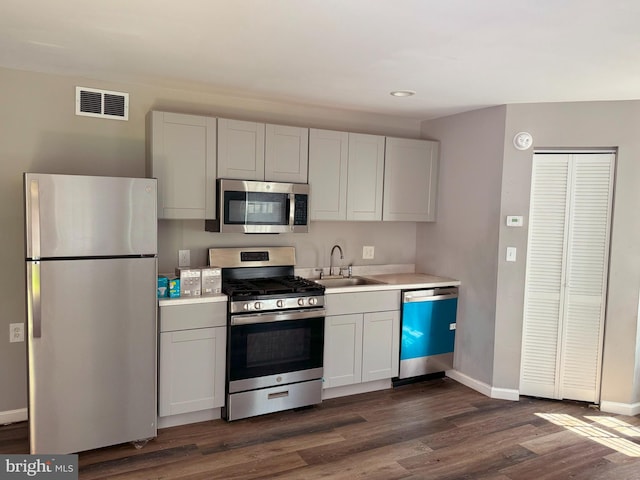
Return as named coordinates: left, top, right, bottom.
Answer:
left=159, top=326, right=226, bottom=417
left=362, top=311, right=400, bottom=382
left=323, top=309, right=399, bottom=388
left=323, top=314, right=363, bottom=388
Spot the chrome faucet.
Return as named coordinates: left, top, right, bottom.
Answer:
left=330, top=244, right=344, bottom=277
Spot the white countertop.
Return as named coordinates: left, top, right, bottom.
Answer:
left=157, top=269, right=460, bottom=303
left=158, top=294, right=227, bottom=307
left=320, top=273, right=460, bottom=294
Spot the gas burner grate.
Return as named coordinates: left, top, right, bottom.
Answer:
left=222, top=275, right=324, bottom=297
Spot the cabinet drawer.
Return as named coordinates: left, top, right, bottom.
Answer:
left=160, top=302, right=227, bottom=332
left=325, top=290, right=400, bottom=316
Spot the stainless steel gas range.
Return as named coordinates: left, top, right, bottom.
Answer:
left=209, top=247, right=325, bottom=421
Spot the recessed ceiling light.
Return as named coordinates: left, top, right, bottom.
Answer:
left=390, top=90, right=416, bottom=97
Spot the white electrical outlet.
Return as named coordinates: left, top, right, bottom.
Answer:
left=362, top=246, right=375, bottom=260
left=178, top=249, right=190, bottom=267
left=10, top=323, right=24, bottom=343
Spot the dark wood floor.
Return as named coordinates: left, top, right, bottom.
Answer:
left=3, top=378, right=640, bottom=479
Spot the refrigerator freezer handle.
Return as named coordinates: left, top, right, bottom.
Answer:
left=27, top=262, right=42, bottom=338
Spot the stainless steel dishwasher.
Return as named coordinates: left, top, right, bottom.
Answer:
left=398, top=287, right=458, bottom=380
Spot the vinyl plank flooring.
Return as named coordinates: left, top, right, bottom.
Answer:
left=2, top=378, right=640, bottom=480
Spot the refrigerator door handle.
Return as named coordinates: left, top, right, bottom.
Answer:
left=27, top=261, right=42, bottom=338
left=29, top=179, right=41, bottom=260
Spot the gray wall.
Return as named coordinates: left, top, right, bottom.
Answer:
left=495, top=101, right=640, bottom=405
left=0, top=67, right=421, bottom=413
left=419, top=100, right=640, bottom=406
left=418, top=106, right=506, bottom=386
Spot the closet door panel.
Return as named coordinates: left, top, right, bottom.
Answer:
left=559, top=154, right=614, bottom=402
left=520, top=156, right=570, bottom=398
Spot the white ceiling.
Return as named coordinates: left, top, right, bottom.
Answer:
left=1, top=0, right=639, bottom=120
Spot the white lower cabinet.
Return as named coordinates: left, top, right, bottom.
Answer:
left=323, top=291, right=400, bottom=389
left=158, top=301, right=227, bottom=417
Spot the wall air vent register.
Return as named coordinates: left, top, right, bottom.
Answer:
left=75, top=86, right=129, bottom=120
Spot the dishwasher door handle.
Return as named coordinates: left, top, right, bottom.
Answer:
left=403, top=288, right=458, bottom=303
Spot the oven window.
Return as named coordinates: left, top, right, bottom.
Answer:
left=225, top=191, right=289, bottom=225
left=229, top=317, right=324, bottom=381
left=246, top=328, right=310, bottom=368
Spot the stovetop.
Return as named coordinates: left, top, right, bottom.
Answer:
left=223, top=275, right=324, bottom=299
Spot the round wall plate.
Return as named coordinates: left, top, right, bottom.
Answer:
left=513, top=132, right=533, bottom=150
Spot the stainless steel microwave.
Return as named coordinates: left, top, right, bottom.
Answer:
left=205, top=179, right=310, bottom=233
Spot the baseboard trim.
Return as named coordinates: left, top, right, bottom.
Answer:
left=600, top=400, right=640, bottom=417
left=322, top=379, right=391, bottom=400
left=490, top=386, right=520, bottom=401
left=158, top=408, right=221, bottom=429
left=445, top=370, right=519, bottom=401
left=0, top=408, right=28, bottom=425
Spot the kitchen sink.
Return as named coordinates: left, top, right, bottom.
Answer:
left=316, top=276, right=385, bottom=288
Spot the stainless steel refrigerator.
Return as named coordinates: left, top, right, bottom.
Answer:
left=24, top=173, right=158, bottom=454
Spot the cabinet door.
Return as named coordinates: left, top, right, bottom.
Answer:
left=149, top=111, right=217, bottom=219
left=265, top=124, right=309, bottom=183
left=308, top=129, right=349, bottom=220
left=217, top=118, right=265, bottom=180
left=159, top=326, right=226, bottom=417
left=323, top=314, right=362, bottom=388
left=362, top=310, right=400, bottom=382
left=346, top=133, right=385, bottom=221
left=383, top=137, right=439, bottom=221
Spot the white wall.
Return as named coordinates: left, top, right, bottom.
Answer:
left=0, top=66, right=421, bottom=413
left=418, top=106, right=506, bottom=386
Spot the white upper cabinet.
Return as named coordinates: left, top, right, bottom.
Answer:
left=383, top=137, right=439, bottom=222
left=218, top=119, right=308, bottom=183
left=308, top=130, right=384, bottom=221
left=308, top=129, right=349, bottom=220
left=148, top=111, right=217, bottom=220
left=346, top=133, right=385, bottom=221
left=217, top=118, right=265, bottom=181
left=265, top=124, right=309, bottom=183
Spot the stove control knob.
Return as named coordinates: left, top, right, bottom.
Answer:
left=308, top=297, right=317, bottom=306
left=276, top=300, right=285, bottom=308
left=243, top=303, right=250, bottom=311
left=254, top=302, right=262, bottom=310
left=297, top=298, right=305, bottom=306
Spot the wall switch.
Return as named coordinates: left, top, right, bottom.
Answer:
left=506, top=247, right=517, bottom=262
left=178, top=249, right=190, bottom=267
left=10, top=323, right=24, bottom=343
left=362, top=246, right=375, bottom=260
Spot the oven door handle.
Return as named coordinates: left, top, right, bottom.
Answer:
left=231, top=308, right=326, bottom=326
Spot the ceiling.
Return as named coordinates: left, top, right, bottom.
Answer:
left=1, top=0, right=639, bottom=120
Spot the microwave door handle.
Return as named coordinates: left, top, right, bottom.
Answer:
left=289, top=193, right=295, bottom=228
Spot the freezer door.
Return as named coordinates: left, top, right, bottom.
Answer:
left=25, top=173, right=157, bottom=258
left=27, top=257, right=157, bottom=454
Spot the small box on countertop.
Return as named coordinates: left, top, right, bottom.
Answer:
left=175, top=267, right=201, bottom=297
left=168, top=278, right=180, bottom=298
left=157, top=276, right=168, bottom=298
left=201, top=266, right=222, bottom=296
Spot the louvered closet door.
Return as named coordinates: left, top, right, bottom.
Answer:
left=520, top=153, right=614, bottom=403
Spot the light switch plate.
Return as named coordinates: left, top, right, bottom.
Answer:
left=506, top=247, right=517, bottom=262
left=178, top=249, right=190, bottom=267
left=362, top=246, right=375, bottom=260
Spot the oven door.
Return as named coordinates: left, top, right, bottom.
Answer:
left=228, top=308, right=325, bottom=393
